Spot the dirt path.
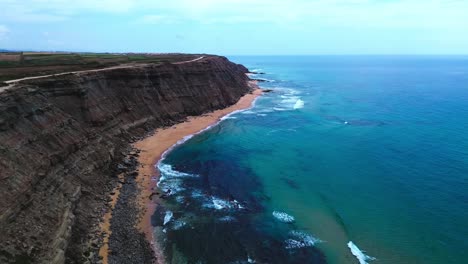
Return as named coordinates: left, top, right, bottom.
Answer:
left=173, top=56, right=205, bottom=64
left=0, top=56, right=206, bottom=93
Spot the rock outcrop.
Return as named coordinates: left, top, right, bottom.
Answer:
left=0, top=56, right=251, bottom=263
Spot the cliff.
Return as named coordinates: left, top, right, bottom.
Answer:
left=0, top=56, right=251, bottom=263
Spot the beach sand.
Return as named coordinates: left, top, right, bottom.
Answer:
left=132, top=83, right=262, bottom=261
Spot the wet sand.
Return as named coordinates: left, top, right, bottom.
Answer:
left=133, top=83, right=262, bottom=260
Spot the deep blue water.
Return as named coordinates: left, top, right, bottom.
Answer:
left=151, top=56, right=468, bottom=264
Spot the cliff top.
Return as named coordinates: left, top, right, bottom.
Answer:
left=0, top=52, right=209, bottom=84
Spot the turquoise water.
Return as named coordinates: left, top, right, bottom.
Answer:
left=152, top=56, right=468, bottom=264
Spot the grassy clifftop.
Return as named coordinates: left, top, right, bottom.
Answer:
left=0, top=52, right=204, bottom=82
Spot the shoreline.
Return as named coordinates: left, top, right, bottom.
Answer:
left=133, top=82, right=262, bottom=262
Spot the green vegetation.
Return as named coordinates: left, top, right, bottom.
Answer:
left=0, top=52, right=203, bottom=82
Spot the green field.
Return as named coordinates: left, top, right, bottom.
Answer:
left=0, top=52, right=204, bottom=83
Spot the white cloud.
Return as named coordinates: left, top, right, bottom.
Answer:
left=0, top=0, right=134, bottom=22
left=132, top=0, right=468, bottom=28
left=0, top=0, right=467, bottom=30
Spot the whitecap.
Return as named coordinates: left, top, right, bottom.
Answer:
left=163, top=211, right=173, bottom=225
left=191, top=190, right=204, bottom=198
left=253, top=77, right=275, bottom=83
left=158, top=163, right=194, bottom=179
left=220, top=116, right=237, bottom=120
left=175, top=196, right=185, bottom=203
left=280, top=96, right=300, bottom=104
left=203, top=197, right=244, bottom=210
left=157, top=163, right=196, bottom=195
left=273, top=88, right=305, bottom=110
left=272, top=211, right=295, bottom=223
left=219, top=216, right=236, bottom=222
left=172, top=220, right=187, bottom=230
left=293, top=99, right=304, bottom=109
left=212, top=197, right=232, bottom=210
left=157, top=178, right=185, bottom=195
left=273, top=107, right=288, bottom=111
left=285, top=239, right=307, bottom=249
left=287, top=231, right=321, bottom=248
left=347, top=241, right=376, bottom=264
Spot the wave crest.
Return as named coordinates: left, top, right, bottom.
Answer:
left=293, top=99, right=304, bottom=109
left=285, top=231, right=321, bottom=249
left=163, top=210, right=173, bottom=225
left=272, top=211, right=295, bottom=223
left=347, top=241, right=376, bottom=264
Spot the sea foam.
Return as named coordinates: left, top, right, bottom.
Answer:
left=347, top=241, right=376, bottom=264
left=285, top=231, right=321, bottom=249
left=272, top=211, right=295, bottom=223
left=218, top=215, right=237, bottom=222
left=293, top=99, right=305, bottom=109
left=204, top=197, right=244, bottom=210
left=157, top=163, right=196, bottom=195
left=163, top=210, right=173, bottom=225
left=274, top=88, right=305, bottom=110
left=172, top=220, right=187, bottom=230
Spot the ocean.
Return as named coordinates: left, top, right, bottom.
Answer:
left=151, top=56, right=468, bottom=264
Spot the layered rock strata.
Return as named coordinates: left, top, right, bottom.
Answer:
left=0, top=56, right=251, bottom=263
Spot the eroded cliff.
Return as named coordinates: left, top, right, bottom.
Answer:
left=0, top=56, right=251, bottom=263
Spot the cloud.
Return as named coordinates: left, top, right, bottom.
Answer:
left=133, top=0, right=468, bottom=29
left=0, top=25, right=10, bottom=40
left=0, top=0, right=134, bottom=22
left=1, top=0, right=468, bottom=30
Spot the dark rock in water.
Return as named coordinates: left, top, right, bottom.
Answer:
left=0, top=55, right=252, bottom=263
left=348, top=119, right=386, bottom=126
left=280, top=177, right=300, bottom=190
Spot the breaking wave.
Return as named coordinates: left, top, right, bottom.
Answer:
left=163, top=211, right=173, bottom=225
left=157, top=163, right=197, bottom=195
left=347, top=241, right=376, bottom=264
left=272, top=211, right=295, bottom=223
left=285, top=231, right=321, bottom=249
left=272, top=88, right=305, bottom=111
left=293, top=99, right=304, bottom=109
left=203, top=196, right=245, bottom=210
left=172, top=220, right=187, bottom=230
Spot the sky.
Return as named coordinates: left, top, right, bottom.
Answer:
left=1, top=0, right=468, bottom=55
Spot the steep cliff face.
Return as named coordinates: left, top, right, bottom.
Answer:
left=0, top=56, right=251, bottom=263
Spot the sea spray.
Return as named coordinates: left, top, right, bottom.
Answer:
left=203, top=196, right=245, bottom=210
left=293, top=99, right=305, bottom=109
left=272, top=211, right=295, bottom=223
left=347, top=241, right=376, bottom=264
left=156, top=163, right=196, bottom=195
left=163, top=211, right=173, bottom=226
left=285, top=231, right=322, bottom=249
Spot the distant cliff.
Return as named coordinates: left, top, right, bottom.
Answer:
left=0, top=56, right=251, bottom=263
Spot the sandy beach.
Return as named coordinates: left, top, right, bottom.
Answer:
left=132, top=83, right=262, bottom=259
